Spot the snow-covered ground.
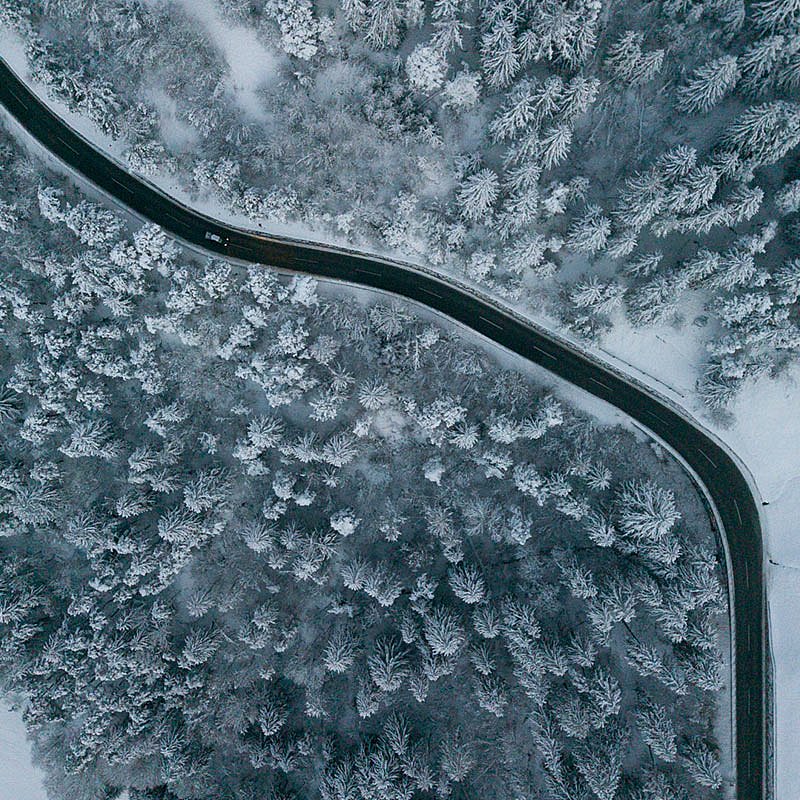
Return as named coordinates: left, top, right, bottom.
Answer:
left=0, top=702, right=47, bottom=800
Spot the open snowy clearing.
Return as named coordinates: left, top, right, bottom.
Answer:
left=0, top=702, right=47, bottom=800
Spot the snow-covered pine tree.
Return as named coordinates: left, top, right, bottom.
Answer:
left=739, top=35, right=787, bottom=95
left=682, top=739, right=723, bottom=788
left=367, top=637, right=408, bottom=692
left=776, top=179, right=800, bottom=214
left=617, top=480, right=680, bottom=541
left=431, top=0, right=465, bottom=52
left=423, top=607, right=466, bottom=656
left=178, top=628, right=219, bottom=669
left=751, top=0, right=800, bottom=32
left=575, top=730, right=624, bottom=800
left=481, top=15, right=519, bottom=88
left=406, top=44, right=447, bottom=93
left=614, top=169, right=666, bottom=231
left=341, top=0, right=367, bottom=29
left=489, top=82, right=537, bottom=142
left=676, top=165, right=719, bottom=215
left=266, top=0, right=320, bottom=59
left=63, top=200, right=124, bottom=248
left=441, top=69, right=481, bottom=110
left=566, top=205, right=611, bottom=254
left=540, top=124, right=573, bottom=170
left=363, top=0, right=403, bottom=49
left=456, top=169, right=500, bottom=221
left=780, top=44, right=800, bottom=91
left=624, top=251, right=663, bottom=279
left=722, top=101, right=800, bottom=167
left=677, top=56, right=739, bottom=114
left=775, top=258, right=800, bottom=304
left=604, top=31, right=664, bottom=84
left=710, top=244, right=758, bottom=291
left=606, top=228, right=638, bottom=259
left=448, top=563, right=486, bottom=604
left=636, top=703, right=677, bottom=762
left=569, top=276, right=626, bottom=314
left=59, top=420, right=120, bottom=461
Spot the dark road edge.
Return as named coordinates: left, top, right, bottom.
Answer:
left=0, top=57, right=769, bottom=800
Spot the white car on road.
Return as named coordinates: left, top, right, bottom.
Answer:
left=205, top=231, right=227, bottom=246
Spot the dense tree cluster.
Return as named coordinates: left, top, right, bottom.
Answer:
left=0, top=133, right=727, bottom=799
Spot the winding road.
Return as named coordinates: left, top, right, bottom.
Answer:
left=0, top=58, right=767, bottom=800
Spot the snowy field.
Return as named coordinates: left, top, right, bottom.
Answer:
left=0, top=702, right=46, bottom=800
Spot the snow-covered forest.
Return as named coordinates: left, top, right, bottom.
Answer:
left=1, top=0, right=798, bottom=408
left=0, top=124, right=728, bottom=800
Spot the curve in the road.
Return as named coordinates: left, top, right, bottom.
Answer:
left=0, top=58, right=767, bottom=800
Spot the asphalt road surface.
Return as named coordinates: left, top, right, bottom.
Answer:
left=0, top=58, right=767, bottom=800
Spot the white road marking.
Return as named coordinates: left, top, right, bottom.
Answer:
left=589, top=377, right=611, bottom=390
left=532, top=344, right=556, bottom=361
left=56, top=136, right=78, bottom=154
left=356, top=268, right=380, bottom=277
left=645, top=409, right=668, bottom=424
left=745, top=560, right=750, bottom=589
left=419, top=286, right=441, bottom=299
left=479, top=316, right=503, bottom=330
left=696, top=448, right=718, bottom=469
left=7, top=86, right=27, bottom=110
left=732, top=497, right=743, bottom=526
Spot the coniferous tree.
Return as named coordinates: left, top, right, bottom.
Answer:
left=677, top=56, right=739, bottom=114
left=722, top=101, right=800, bottom=166
left=457, top=169, right=500, bottom=221
left=566, top=205, right=611, bottom=254
left=751, top=0, right=800, bottom=31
